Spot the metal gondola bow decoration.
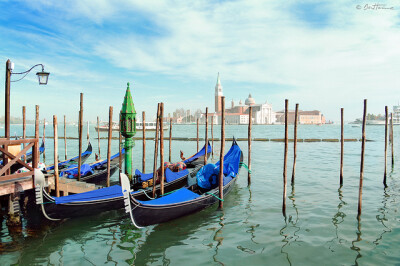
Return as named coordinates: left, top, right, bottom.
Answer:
left=120, top=82, right=137, bottom=180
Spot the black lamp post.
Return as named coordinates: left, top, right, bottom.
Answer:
left=4, top=59, right=50, bottom=140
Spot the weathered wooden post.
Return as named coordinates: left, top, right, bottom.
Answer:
left=219, top=97, right=225, bottom=209
left=43, top=118, right=46, bottom=162
left=205, top=107, right=208, bottom=165
left=248, top=106, right=252, bottom=185
left=22, top=106, right=26, bottom=163
left=53, top=115, right=59, bottom=197
left=152, top=103, right=161, bottom=198
left=211, top=115, right=214, bottom=158
left=283, top=99, right=288, bottom=217
left=291, top=104, right=298, bottom=184
left=97, top=116, right=101, bottom=160
left=142, top=111, right=146, bottom=172
left=391, top=113, right=394, bottom=167
left=120, top=82, right=137, bottom=180
left=78, top=93, right=83, bottom=181
left=32, top=105, right=39, bottom=169
left=106, top=106, right=113, bottom=187
left=340, top=108, right=344, bottom=186
left=384, top=106, right=388, bottom=187
left=64, top=115, right=67, bottom=160
left=160, top=103, right=165, bottom=195
left=169, top=118, right=172, bottom=162
left=358, top=99, right=367, bottom=220
left=197, top=118, right=199, bottom=152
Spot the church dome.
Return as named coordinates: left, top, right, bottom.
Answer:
left=245, top=94, right=255, bottom=105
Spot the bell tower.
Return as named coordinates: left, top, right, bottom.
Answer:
left=215, top=73, right=223, bottom=113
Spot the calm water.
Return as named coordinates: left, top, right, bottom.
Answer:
left=1, top=124, right=400, bottom=265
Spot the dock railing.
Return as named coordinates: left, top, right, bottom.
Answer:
left=0, top=138, right=39, bottom=182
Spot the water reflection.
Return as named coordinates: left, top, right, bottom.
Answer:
left=373, top=187, right=391, bottom=247
left=351, top=220, right=362, bottom=266
left=244, top=187, right=259, bottom=245
left=212, top=212, right=225, bottom=265
left=279, top=185, right=300, bottom=266
left=328, top=187, right=346, bottom=252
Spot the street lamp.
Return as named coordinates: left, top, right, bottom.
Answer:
left=4, top=59, right=50, bottom=139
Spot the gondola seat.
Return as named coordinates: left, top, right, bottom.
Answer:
left=137, top=188, right=199, bottom=205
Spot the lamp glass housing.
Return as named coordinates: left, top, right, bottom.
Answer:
left=36, top=71, right=49, bottom=85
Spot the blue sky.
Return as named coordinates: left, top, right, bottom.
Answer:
left=1, top=0, right=400, bottom=123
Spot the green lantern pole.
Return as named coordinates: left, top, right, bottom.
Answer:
left=120, top=82, right=137, bottom=180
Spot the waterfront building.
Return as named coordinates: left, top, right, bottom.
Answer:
left=392, top=105, right=400, bottom=124
left=212, top=74, right=275, bottom=125
left=275, top=110, right=326, bottom=124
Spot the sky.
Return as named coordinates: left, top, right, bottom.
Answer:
left=0, top=0, right=400, bottom=123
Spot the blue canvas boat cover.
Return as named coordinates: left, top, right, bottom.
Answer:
left=138, top=188, right=199, bottom=205
left=60, top=163, right=94, bottom=178
left=196, top=142, right=241, bottom=189
left=46, top=147, right=92, bottom=171
left=135, top=169, right=153, bottom=181
left=135, top=168, right=189, bottom=183
left=165, top=168, right=189, bottom=182
left=183, top=142, right=212, bottom=164
left=54, top=185, right=123, bottom=204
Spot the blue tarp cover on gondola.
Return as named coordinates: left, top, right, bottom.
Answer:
left=135, top=168, right=189, bottom=182
left=54, top=185, right=123, bottom=204
left=196, top=142, right=241, bottom=189
left=183, top=142, right=212, bottom=164
left=46, top=145, right=92, bottom=171
left=60, top=164, right=94, bottom=178
left=166, top=168, right=188, bottom=182
left=137, top=188, right=199, bottom=205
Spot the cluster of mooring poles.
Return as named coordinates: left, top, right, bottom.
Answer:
left=281, top=99, right=395, bottom=220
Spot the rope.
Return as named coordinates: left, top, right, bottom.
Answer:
left=206, top=192, right=224, bottom=201
left=139, top=189, right=157, bottom=199
left=239, top=162, right=252, bottom=174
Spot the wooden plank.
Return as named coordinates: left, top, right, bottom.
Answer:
left=0, top=176, right=34, bottom=196
left=0, top=143, right=35, bottom=175
left=0, top=171, right=34, bottom=183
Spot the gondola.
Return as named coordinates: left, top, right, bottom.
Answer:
left=45, top=141, right=92, bottom=171
left=34, top=144, right=211, bottom=221
left=122, top=140, right=242, bottom=228
left=59, top=148, right=125, bottom=185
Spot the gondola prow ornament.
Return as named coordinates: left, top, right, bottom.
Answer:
left=120, top=82, right=137, bottom=180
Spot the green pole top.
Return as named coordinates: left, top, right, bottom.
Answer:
left=121, top=82, right=136, bottom=115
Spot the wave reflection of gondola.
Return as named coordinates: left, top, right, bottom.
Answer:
left=279, top=185, right=300, bottom=266
left=328, top=187, right=347, bottom=251
left=130, top=206, right=226, bottom=265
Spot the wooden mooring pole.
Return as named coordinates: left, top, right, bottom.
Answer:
left=43, top=118, right=46, bottom=163
left=357, top=99, right=367, bottom=220
left=205, top=107, right=208, bottom=165
left=197, top=118, right=199, bottom=152
left=106, top=106, right=113, bottom=187
left=142, top=111, right=146, bottom=172
left=33, top=105, right=39, bottom=169
left=384, top=106, right=388, bottom=187
left=53, top=115, right=59, bottom=197
left=390, top=112, right=394, bottom=167
left=160, top=103, right=165, bottom=195
left=211, top=115, right=214, bottom=159
left=152, top=103, right=161, bottom=198
left=64, top=115, right=67, bottom=160
left=97, top=116, right=101, bottom=160
left=248, top=106, right=252, bottom=185
left=340, top=108, right=344, bottom=186
left=291, top=103, right=298, bottom=184
left=219, top=97, right=225, bottom=209
left=283, top=99, right=288, bottom=217
left=22, top=106, right=26, bottom=163
left=169, top=118, right=172, bottom=162
left=78, top=93, right=83, bottom=181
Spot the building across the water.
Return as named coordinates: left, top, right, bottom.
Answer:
left=275, top=110, right=326, bottom=125
left=211, top=73, right=276, bottom=125
left=392, top=105, right=400, bottom=124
